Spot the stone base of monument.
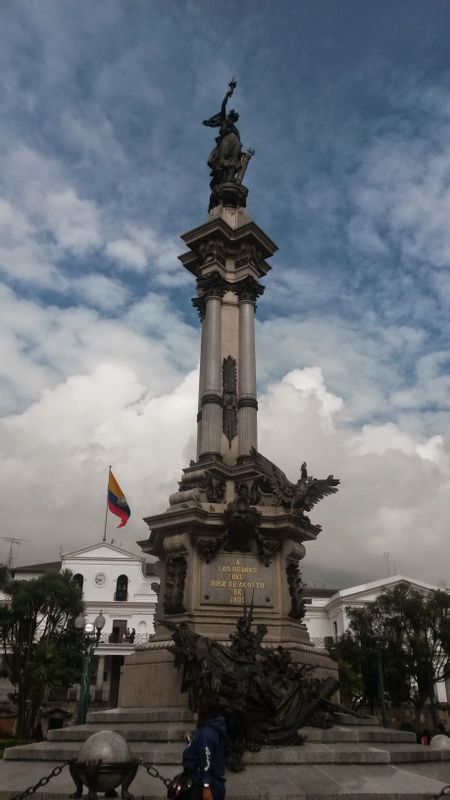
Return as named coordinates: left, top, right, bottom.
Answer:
left=3, top=708, right=450, bottom=799
left=117, top=638, right=339, bottom=709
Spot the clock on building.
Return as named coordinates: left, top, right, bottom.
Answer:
left=94, top=572, right=107, bottom=587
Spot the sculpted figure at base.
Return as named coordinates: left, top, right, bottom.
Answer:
left=166, top=607, right=339, bottom=771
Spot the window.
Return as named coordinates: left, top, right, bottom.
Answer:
left=73, top=574, right=84, bottom=593
left=115, top=575, right=128, bottom=602
left=333, top=620, right=338, bottom=639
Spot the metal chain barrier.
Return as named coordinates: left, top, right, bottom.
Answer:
left=140, top=760, right=173, bottom=788
left=9, top=762, right=69, bottom=800
left=8, top=758, right=174, bottom=800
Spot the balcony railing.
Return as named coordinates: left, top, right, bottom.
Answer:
left=97, top=632, right=150, bottom=646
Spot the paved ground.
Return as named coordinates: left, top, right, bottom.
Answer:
left=1, top=758, right=450, bottom=800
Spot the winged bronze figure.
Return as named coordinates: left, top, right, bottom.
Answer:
left=251, top=449, right=340, bottom=518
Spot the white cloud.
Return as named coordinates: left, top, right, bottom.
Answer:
left=282, top=368, right=343, bottom=429
left=257, top=369, right=450, bottom=586
left=72, top=274, right=131, bottom=310
left=42, top=188, right=102, bottom=254
left=106, top=239, right=148, bottom=271
left=351, top=422, right=443, bottom=461
left=347, top=116, right=450, bottom=272
left=1, top=361, right=448, bottom=589
left=0, top=284, right=198, bottom=415
left=0, top=5, right=449, bottom=591
left=0, top=363, right=198, bottom=561
left=0, top=146, right=103, bottom=287
left=105, top=225, right=190, bottom=286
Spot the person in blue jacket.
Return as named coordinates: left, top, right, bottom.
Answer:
left=182, top=704, right=227, bottom=800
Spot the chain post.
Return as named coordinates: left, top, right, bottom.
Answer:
left=9, top=761, right=69, bottom=800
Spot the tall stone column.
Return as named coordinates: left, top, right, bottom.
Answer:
left=196, top=274, right=227, bottom=460
left=237, top=278, right=264, bottom=457
left=196, top=315, right=206, bottom=460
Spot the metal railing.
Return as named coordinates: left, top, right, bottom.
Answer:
left=96, top=632, right=150, bottom=646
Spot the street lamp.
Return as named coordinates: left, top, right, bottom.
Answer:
left=74, top=611, right=106, bottom=725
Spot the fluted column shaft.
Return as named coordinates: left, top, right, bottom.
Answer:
left=196, top=319, right=206, bottom=460
left=238, top=298, right=258, bottom=455
left=199, top=294, right=222, bottom=458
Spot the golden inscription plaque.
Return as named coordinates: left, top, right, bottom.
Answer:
left=200, top=554, right=274, bottom=607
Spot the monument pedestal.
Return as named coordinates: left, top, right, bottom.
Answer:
left=117, top=205, right=340, bottom=709
left=119, top=451, right=339, bottom=709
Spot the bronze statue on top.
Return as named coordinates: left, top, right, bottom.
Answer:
left=203, top=79, right=254, bottom=211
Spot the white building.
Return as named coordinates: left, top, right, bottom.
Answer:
left=13, top=541, right=159, bottom=706
left=303, top=574, right=450, bottom=703
left=7, top=554, right=450, bottom=708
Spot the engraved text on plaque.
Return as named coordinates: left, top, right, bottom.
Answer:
left=201, top=554, right=274, bottom=607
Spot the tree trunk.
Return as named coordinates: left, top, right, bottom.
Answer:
left=15, top=691, right=29, bottom=739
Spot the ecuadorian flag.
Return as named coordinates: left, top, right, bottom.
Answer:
left=108, top=470, right=131, bottom=528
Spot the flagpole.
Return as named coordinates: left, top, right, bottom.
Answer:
left=103, top=466, right=111, bottom=542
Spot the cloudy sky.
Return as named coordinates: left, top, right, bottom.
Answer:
left=1, top=0, right=449, bottom=588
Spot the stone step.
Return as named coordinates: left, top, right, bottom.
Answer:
left=86, top=707, right=195, bottom=724
left=47, top=722, right=190, bottom=742
left=46, top=722, right=417, bottom=744
left=333, top=712, right=379, bottom=726
left=86, top=707, right=381, bottom=729
left=5, top=739, right=450, bottom=766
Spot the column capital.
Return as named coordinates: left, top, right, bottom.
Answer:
left=235, top=276, right=265, bottom=305
left=192, top=271, right=229, bottom=321
left=198, top=271, right=229, bottom=299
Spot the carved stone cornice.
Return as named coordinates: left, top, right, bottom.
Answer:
left=198, top=237, right=226, bottom=268
left=235, top=243, right=260, bottom=271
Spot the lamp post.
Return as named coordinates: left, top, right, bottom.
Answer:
left=371, top=634, right=389, bottom=728
left=74, top=611, right=106, bottom=725
left=417, top=628, right=438, bottom=734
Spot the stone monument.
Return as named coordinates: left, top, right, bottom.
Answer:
left=6, top=83, right=450, bottom=800
left=118, top=80, right=340, bottom=709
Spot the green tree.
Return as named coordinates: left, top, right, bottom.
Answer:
left=0, top=567, right=84, bottom=739
left=334, top=583, right=450, bottom=727
left=329, top=632, right=365, bottom=709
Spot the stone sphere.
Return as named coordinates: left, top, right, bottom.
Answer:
left=75, top=730, right=134, bottom=793
left=430, top=734, right=450, bottom=750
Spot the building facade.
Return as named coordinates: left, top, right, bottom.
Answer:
left=4, top=555, right=449, bottom=710
left=12, top=541, right=159, bottom=708
left=303, top=574, right=450, bottom=703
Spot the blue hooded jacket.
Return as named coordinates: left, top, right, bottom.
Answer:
left=182, top=716, right=227, bottom=789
